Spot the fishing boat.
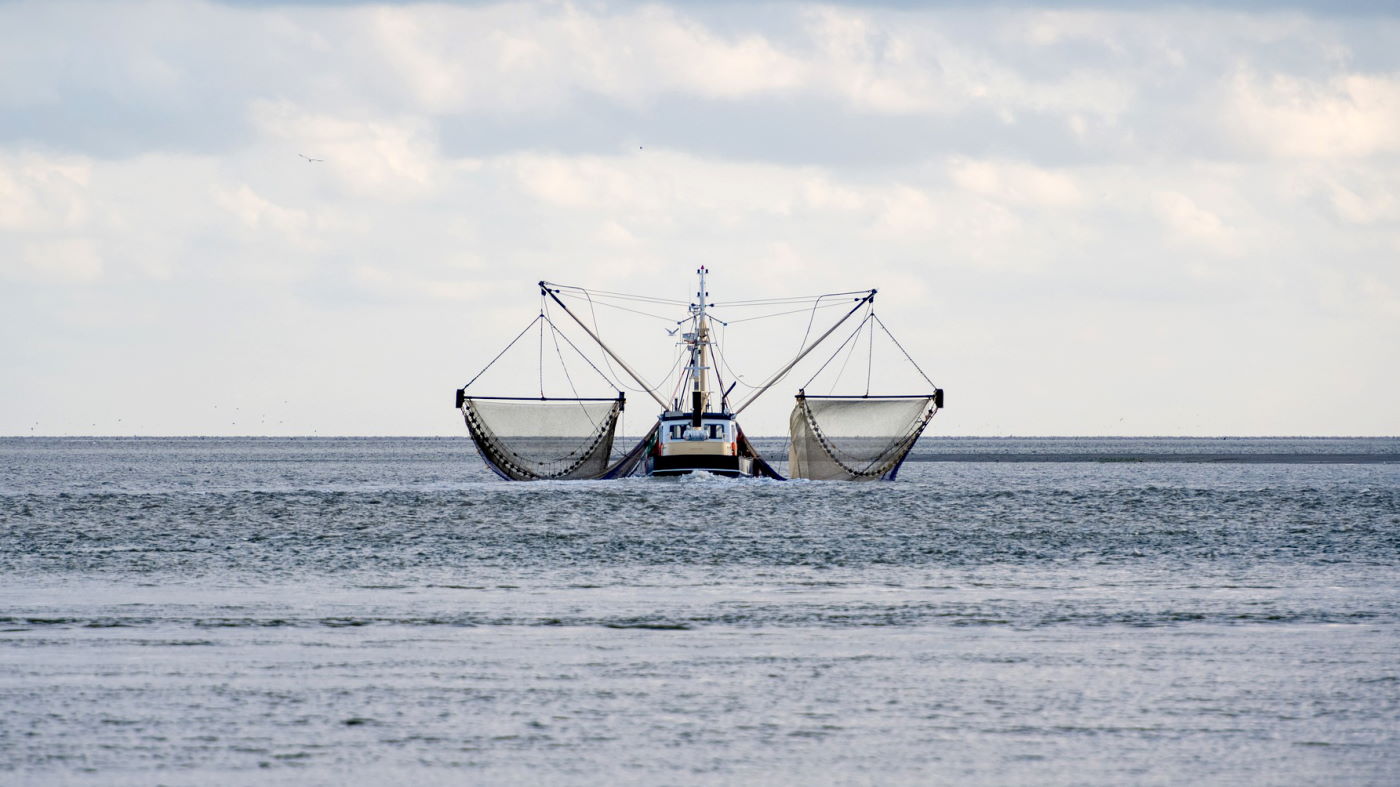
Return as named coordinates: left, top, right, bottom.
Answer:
left=454, top=268, right=943, bottom=481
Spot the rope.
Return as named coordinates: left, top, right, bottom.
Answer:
left=711, top=289, right=871, bottom=307
left=711, top=300, right=850, bottom=325
left=792, top=292, right=869, bottom=359
left=796, top=295, right=830, bottom=355
left=667, top=344, right=691, bottom=408
left=558, top=291, right=681, bottom=322
left=800, top=308, right=872, bottom=390
left=576, top=290, right=661, bottom=395
left=652, top=346, right=688, bottom=407
left=827, top=314, right=867, bottom=395
left=544, top=281, right=689, bottom=306
left=463, top=302, right=630, bottom=400
left=865, top=308, right=874, bottom=397
left=462, top=314, right=544, bottom=390
left=712, top=326, right=757, bottom=389
left=711, top=347, right=727, bottom=410
left=873, top=314, right=936, bottom=389
left=542, top=311, right=625, bottom=394
left=794, top=309, right=937, bottom=395
left=548, top=322, right=596, bottom=428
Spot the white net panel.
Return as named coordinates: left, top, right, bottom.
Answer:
left=788, top=396, right=934, bottom=481
left=462, top=397, right=622, bottom=481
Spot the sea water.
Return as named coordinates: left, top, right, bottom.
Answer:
left=1, top=437, right=1397, bottom=784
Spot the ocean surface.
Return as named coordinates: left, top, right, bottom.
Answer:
left=2, top=436, right=1398, bottom=785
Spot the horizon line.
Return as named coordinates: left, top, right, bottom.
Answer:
left=4, top=434, right=1398, bottom=440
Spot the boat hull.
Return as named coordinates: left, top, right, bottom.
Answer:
left=647, top=454, right=755, bottom=478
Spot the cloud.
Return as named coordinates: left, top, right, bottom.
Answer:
left=358, top=2, right=808, bottom=114
left=4, top=238, right=104, bottom=284
left=1152, top=190, right=1233, bottom=250
left=350, top=263, right=496, bottom=302
left=1226, top=70, right=1400, bottom=158
left=0, top=152, right=91, bottom=231
left=948, top=158, right=1083, bottom=207
left=0, top=0, right=1397, bottom=435
left=212, top=183, right=311, bottom=236
left=1321, top=171, right=1400, bottom=226
left=249, top=100, right=442, bottom=199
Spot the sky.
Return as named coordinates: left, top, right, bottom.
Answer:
left=1, top=0, right=1397, bottom=437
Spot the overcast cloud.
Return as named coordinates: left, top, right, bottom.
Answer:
left=1, top=0, right=1397, bottom=436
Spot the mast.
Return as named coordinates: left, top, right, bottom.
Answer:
left=685, top=266, right=715, bottom=422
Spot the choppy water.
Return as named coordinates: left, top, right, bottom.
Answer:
left=2, top=437, right=1398, bottom=785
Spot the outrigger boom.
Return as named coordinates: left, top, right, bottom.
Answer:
left=732, top=289, right=875, bottom=415
left=540, top=282, right=668, bottom=410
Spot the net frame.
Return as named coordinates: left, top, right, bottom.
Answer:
left=461, top=395, right=624, bottom=481
left=788, top=393, right=937, bottom=481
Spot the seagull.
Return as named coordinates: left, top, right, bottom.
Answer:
left=298, top=153, right=324, bottom=163
left=666, top=327, right=679, bottom=336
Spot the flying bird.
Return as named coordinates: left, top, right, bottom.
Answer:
left=298, top=153, right=324, bottom=163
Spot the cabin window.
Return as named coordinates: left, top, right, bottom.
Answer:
left=707, top=424, right=723, bottom=439
left=668, top=424, right=685, bottom=440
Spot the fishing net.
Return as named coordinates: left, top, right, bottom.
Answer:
left=461, top=397, right=623, bottom=481
left=600, top=423, right=657, bottom=480
left=788, top=395, right=935, bottom=481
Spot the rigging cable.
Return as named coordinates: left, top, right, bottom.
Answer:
left=711, top=352, right=727, bottom=411
left=461, top=313, right=544, bottom=391
left=796, top=294, right=852, bottom=358
left=544, top=282, right=689, bottom=307
left=800, top=305, right=874, bottom=390
left=827, top=312, right=868, bottom=395
left=644, top=340, right=688, bottom=410
left=711, top=289, right=872, bottom=307
left=547, top=321, right=597, bottom=428
left=712, top=325, right=757, bottom=389
left=709, top=289, right=878, bottom=374
left=668, top=339, right=692, bottom=409
left=666, top=343, right=688, bottom=403
left=866, top=306, right=875, bottom=397
left=550, top=289, right=692, bottom=403
left=873, top=314, right=936, bottom=389
left=709, top=300, right=851, bottom=326
left=709, top=302, right=858, bottom=390
left=577, top=289, right=664, bottom=396
left=540, top=305, right=628, bottom=393
left=557, top=291, right=681, bottom=322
